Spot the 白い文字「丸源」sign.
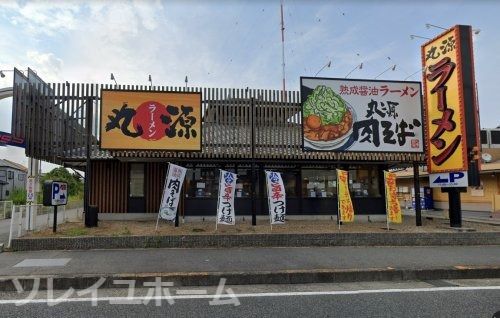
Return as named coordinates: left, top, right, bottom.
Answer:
left=100, top=90, right=202, bottom=151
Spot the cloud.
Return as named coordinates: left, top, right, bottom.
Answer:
left=1, top=0, right=80, bottom=36
left=58, top=2, right=230, bottom=87
left=132, top=0, right=163, bottom=31
left=0, top=0, right=498, bottom=130
left=26, top=51, right=64, bottom=81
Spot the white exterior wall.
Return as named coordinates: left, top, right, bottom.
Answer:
left=0, top=167, right=27, bottom=200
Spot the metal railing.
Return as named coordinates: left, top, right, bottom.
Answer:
left=8, top=204, right=83, bottom=248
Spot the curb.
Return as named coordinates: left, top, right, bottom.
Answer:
left=415, top=212, right=500, bottom=226
left=0, top=266, right=499, bottom=292
left=10, top=232, right=500, bottom=251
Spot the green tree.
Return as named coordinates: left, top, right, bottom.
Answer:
left=41, top=167, right=84, bottom=197
left=8, top=188, right=27, bottom=205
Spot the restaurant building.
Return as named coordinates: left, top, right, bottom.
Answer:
left=396, top=144, right=500, bottom=215
left=11, top=69, right=425, bottom=218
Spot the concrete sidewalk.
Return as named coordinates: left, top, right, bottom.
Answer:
left=0, top=245, right=499, bottom=290
left=403, top=209, right=500, bottom=226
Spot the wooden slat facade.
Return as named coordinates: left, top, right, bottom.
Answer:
left=11, top=82, right=426, bottom=214
left=12, top=83, right=425, bottom=164
left=89, top=161, right=183, bottom=213
left=145, top=162, right=168, bottom=213
left=90, top=161, right=128, bottom=213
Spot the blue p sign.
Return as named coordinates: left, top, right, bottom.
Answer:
left=449, top=172, right=464, bottom=183
left=52, top=183, right=59, bottom=199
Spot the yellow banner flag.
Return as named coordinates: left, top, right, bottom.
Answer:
left=337, top=169, right=354, bottom=222
left=384, top=171, right=402, bottom=224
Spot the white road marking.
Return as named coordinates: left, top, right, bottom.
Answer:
left=0, top=285, right=499, bottom=305
left=14, top=258, right=71, bottom=268
left=175, top=290, right=208, bottom=295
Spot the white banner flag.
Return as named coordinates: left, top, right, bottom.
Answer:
left=216, top=170, right=237, bottom=226
left=159, top=163, right=187, bottom=221
left=265, top=171, right=286, bottom=225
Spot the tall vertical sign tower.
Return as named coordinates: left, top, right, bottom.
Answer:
left=421, top=25, right=481, bottom=227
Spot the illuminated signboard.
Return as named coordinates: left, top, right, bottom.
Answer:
left=100, top=90, right=202, bottom=151
left=422, top=25, right=480, bottom=174
left=301, top=77, right=424, bottom=152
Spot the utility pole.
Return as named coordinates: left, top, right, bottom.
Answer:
left=251, top=96, right=256, bottom=226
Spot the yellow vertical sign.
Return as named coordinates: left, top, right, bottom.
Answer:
left=422, top=26, right=468, bottom=173
left=384, top=171, right=402, bottom=224
left=337, top=169, right=354, bottom=222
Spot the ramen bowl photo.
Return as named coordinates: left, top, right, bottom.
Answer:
left=303, top=85, right=355, bottom=149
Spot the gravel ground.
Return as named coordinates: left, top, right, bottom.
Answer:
left=26, top=216, right=500, bottom=237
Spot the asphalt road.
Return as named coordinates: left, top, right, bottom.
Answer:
left=0, top=280, right=498, bottom=317
left=1, top=245, right=500, bottom=277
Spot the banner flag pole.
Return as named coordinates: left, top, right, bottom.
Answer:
left=265, top=170, right=272, bottom=231
left=157, top=163, right=187, bottom=230
left=156, top=163, right=171, bottom=231
left=385, top=171, right=390, bottom=231
left=156, top=163, right=170, bottom=231
left=215, top=169, right=222, bottom=231
left=266, top=171, right=272, bottom=231
left=337, top=169, right=341, bottom=231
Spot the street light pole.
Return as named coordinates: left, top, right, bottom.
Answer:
left=0, top=69, right=29, bottom=78
left=425, top=23, right=447, bottom=31
left=315, top=61, right=332, bottom=77
left=410, top=34, right=431, bottom=41
left=404, top=67, right=427, bottom=81
left=374, top=65, right=396, bottom=79
left=426, top=23, right=481, bottom=35
left=345, top=63, right=363, bottom=78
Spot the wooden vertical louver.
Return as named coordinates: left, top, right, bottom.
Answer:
left=145, top=162, right=168, bottom=213
left=90, top=161, right=128, bottom=213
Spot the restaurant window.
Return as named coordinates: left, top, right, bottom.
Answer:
left=302, top=169, right=336, bottom=198
left=282, top=171, right=297, bottom=198
left=185, top=167, right=257, bottom=198
left=129, top=163, right=144, bottom=197
left=187, top=168, right=218, bottom=198
left=8, top=171, right=14, bottom=180
left=235, top=168, right=251, bottom=198
left=348, top=165, right=381, bottom=198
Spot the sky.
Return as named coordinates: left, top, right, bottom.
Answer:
left=0, top=0, right=498, bottom=171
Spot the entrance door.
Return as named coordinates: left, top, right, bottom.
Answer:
left=128, top=163, right=145, bottom=213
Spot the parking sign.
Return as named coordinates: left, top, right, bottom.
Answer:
left=51, top=182, right=68, bottom=205
left=429, top=171, right=468, bottom=188
left=43, top=180, right=68, bottom=206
